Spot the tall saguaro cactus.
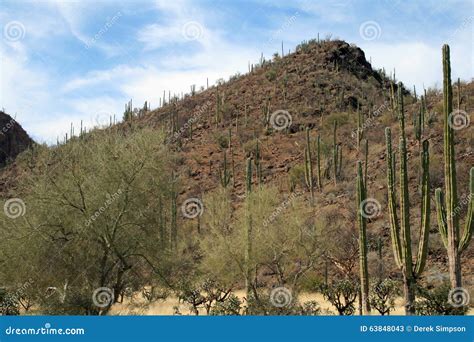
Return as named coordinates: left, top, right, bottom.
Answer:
left=219, top=150, right=231, bottom=188
left=356, top=161, right=370, bottom=314
left=385, top=85, right=431, bottom=315
left=170, top=172, right=178, bottom=251
left=304, top=128, right=314, bottom=201
left=333, top=122, right=341, bottom=185
left=316, top=135, right=322, bottom=190
left=435, top=44, right=474, bottom=289
left=245, top=158, right=253, bottom=307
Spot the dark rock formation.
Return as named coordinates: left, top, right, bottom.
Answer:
left=0, top=111, right=33, bottom=167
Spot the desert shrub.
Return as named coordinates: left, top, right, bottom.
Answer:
left=322, top=112, right=350, bottom=131
left=242, top=138, right=259, bottom=157
left=175, top=278, right=234, bottom=316
left=266, top=69, right=277, bottom=81
left=288, top=164, right=306, bottom=191
left=214, top=132, right=229, bottom=149
left=319, top=280, right=359, bottom=315
left=246, top=288, right=321, bottom=316
left=0, top=288, right=20, bottom=315
left=210, top=294, right=242, bottom=315
left=368, top=279, right=399, bottom=315
left=414, top=283, right=469, bottom=315
left=0, top=129, right=179, bottom=315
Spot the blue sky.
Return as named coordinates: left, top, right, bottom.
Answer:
left=0, top=0, right=472, bottom=143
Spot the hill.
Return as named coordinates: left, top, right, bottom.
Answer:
left=0, top=38, right=472, bottom=316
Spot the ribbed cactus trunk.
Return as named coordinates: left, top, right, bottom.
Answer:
left=357, top=104, right=363, bottom=150
left=245, top=158, right=253, bottom=308
left=304, top=128, right=314, bottom=202
left=219, top=150, right=231, bottom=188
left=356, top=161, right=370, bottom=315
left=385, top=84, right=431, bottom=315
left=158, top=196, right=166, bottom=250
left=170, top=188, right=177, bottom=251
left=316, top=135, right=322, bottom=190
left=333, top=121, right=338, bottom=185
left=435, top=44, right=474, bottom=290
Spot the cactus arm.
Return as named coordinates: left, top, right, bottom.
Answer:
left=459, top=168, right=474, bottom=252
left=385, top=128, right=403, bottom=268
left=399, top=134, right=413, bottom=273
left=442, top=44, right=460, bottom=248
left=356, top=160, right=370, bottom=314
left=414, top=139, right=431, bottom=276
left=246, top=157, right=252, bottom=194
left=435, top=188, right=449, bottom=249
left=333, top=121, right=338, bottom=184
left=316, top=135, right=322, bottom=190
left=397, top=86, right=413, bottom=274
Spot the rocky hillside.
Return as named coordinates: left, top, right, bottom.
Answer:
left=2, top=38, right=473, bottom=288
left=0, top=111, right=33, bottom=167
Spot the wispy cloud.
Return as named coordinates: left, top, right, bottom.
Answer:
left=0, top=0, right=472, bottom=143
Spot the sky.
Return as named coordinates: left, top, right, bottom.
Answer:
left=0, top=0, right=472, bottom=143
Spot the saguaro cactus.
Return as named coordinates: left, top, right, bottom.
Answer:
left=333, top=122, right=341, bottom=185
left=435, top=44, right=474, bottom=289
left=357, top=104, right=364, bottom=149
left=304, top=128, right=314, bottom=201
left=316, top=135, right=322, bottom=190
left=245, top=158, right=253, bottom=307
left=170, top=172, right=178, bottom=251
left=219, top=150, right=231, bottom=188
left=385, top=85, right=431, bottom=315
left=356, top=161, right=370, bottom=314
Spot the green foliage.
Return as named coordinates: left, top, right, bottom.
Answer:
left=319, top=280, right=359, bottom=315
left=369, top=279, right=399, bottom=316
left=0, top=129, right=177, bottom=315
left=414, top=283, right=468, bottom=315
left=0, top=288, right=19, bottom=315
left=210, top=294, right=242, bottom=315
left=265, top=69, right=277, bottom=82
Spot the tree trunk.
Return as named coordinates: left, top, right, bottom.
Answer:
left=403, top=273, right=415, bottom=315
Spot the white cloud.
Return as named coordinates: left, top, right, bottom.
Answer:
left=1, top=0, right=472, bottom=145
left=360, top=29, right=472, bottom=91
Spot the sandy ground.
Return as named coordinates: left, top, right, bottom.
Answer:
left=110, top=290, right=473, bottom=316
